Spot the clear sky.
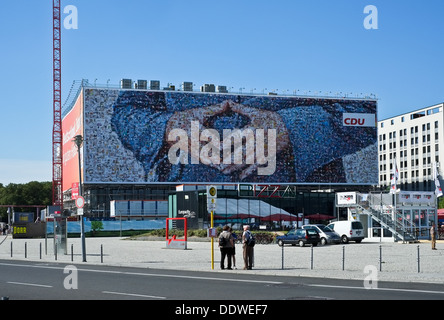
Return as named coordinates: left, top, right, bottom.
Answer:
left=0, top=0, right=443, bottom=185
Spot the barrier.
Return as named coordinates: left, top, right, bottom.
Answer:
left=165, top=218, right=187, bottom=250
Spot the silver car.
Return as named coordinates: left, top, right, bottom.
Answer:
left=302, top=224, right=341, bottom=245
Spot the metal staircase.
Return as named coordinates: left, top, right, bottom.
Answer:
left=356, top=194, right=417, bottom=243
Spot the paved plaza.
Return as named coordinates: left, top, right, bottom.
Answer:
left=1, top=235, right=444, bottom=284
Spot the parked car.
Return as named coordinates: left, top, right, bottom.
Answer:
left=302, top=224, right=341, bottom=245
left=327, top=221, right=364, bottom=244
left=276, top=228, right=320, bottom=247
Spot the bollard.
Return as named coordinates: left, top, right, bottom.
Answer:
left=71, top=244, right=74, bottom=262
left=40, top=242, right=42, bottom=260
left=101, top=244, right=103, bottom=263
left=25, top=242, right=27, bottom=259
left=281, top=243, right=284, bottom=270
left=417, top=245, right=420, bottom=273
left=310, top=245, right=314, bottom=270
left=342, top=246, right=345, bottom=271
left=379, top=245, right=382, bottom=272
left=10, top=242, right=12, bottom=258
left=55, top=245, right=57, bottom=261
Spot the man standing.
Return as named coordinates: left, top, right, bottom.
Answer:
left=219, top=225, right=234, bottom=269
left=431, top=222, right=437, bottom=250
left=242, top=225, right=254, bottom=270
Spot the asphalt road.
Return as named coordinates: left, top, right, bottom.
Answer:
left=1, top=259, right=444, bottom=303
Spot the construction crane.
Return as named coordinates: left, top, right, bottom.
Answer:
left=52, top=0, right=63, bottom=210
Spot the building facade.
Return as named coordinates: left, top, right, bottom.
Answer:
left=61, top=81, right=378, bottom=226
left=378, top=103, right=444, bottom=191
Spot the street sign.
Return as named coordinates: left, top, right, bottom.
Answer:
left=75, top=196, right=85, bottom=209
left=207, top=185, right=217, bottom=198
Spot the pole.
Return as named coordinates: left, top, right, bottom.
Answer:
left=76, top=136, right=87, bottom=262
left=211, top=210, right=214, bottom=270
left=310, top=245, right=314, bottom=270
left=379, top=245, right=382, bottom=272
left=342, top=246, right=345, bottom=271
left=281, top=242, right=284, bottom=270
left=417, top=245, right=420, bottom=273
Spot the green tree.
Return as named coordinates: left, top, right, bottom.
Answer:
left=0, top=181, right=52, bottom=221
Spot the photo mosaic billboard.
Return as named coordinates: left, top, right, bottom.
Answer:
left=77, top=88, right=378, bottom=185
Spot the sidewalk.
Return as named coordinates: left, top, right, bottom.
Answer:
left=1, top=235, right=444, bottom=284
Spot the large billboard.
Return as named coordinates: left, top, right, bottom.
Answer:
left=80, top=88, right=378, bottom=185
left=62, top=90, right=83, bottom=192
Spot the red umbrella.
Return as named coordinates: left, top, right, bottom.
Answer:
left=305, top=213, right=335, bottom=221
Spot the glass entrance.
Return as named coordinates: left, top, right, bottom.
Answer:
left=400, top=208, right=435, bottom=240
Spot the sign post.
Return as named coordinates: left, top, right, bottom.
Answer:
left=207, top=186, right=217, bottom=270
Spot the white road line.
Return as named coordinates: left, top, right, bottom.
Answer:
left=0, top=262, right=283, bottom=285
left=307, top=283, right=444, bottom=295
left=7, top=281, right=52, bottom=288
left=102, top=291, right=166, bottom=299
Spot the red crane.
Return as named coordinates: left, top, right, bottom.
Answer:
left=52, top=0, right=63, bottom=210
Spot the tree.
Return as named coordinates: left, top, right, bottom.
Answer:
left=0, top=181, right=52, bottom=221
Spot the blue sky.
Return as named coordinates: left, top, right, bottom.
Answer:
left=0, top=0, right=443, bottom=185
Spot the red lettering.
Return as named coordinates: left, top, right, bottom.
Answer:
left=344, top=118, right=365, bottom=126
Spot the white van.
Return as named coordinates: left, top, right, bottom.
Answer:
left=327, top=221, right=364, bottom=244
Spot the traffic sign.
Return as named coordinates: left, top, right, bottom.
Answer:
left=75, top=196, right=85, bottom=209
left=207, top=186, right=217, bottom=198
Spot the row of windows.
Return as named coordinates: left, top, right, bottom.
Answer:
left=380, top=145, right=439, bottom=160
left=379, top=134, right=439, bottom=151
left=380, top=107, right=442, bottom=128
left=379, top=121, right=439, bottom=140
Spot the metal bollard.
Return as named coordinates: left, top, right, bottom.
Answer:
left=342, top=246, right=345, bottom=271
left=10, top=242, right=12, bottom=257
left=281, top=243, right=284, bottom=270
left=310, top=245, right=314, bottom=270
left=101, top=244, right=103, bottom=263
left=25, top=242, right=27, bottom=259
left=40, top=242, right=42, bottom=260
left=71, top=244, right=74, bottom=262
left=417, top=245, right=420, bottom=273
left=379, top=245, right=382, bottom=272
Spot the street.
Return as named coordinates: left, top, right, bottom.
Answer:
left=1, top=259, right=444, bottom=302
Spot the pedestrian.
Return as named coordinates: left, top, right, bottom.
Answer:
left=219, top=225, right=234, bottom=270
left=431, top=222, right=437, bottom=250
left=242, top=225, right=254, bottom=270
left=229, top=227, right=237, bottom=269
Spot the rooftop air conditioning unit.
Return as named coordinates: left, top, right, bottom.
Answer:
left=217, top=86, right=228, bottom=93
left=200, top=84, right=215, bottom=93
left=183, top=82, right=193, bottom=92
left=136, top=80, right=147, bottom=90
left=120, top=79, right=132, bottom=89
left=150, top=80, right=160, bottom=90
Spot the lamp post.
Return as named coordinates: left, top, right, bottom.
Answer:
left=73, top=134, right=86, bottom=262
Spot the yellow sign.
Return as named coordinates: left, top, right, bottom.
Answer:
left=209, top=186, right=217, bottom=197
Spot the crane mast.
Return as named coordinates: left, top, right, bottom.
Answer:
left=52, top=0, right=63, bottom=209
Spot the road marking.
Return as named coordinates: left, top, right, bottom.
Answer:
left=0, top=261, right=283, bottom=285
left=7, top=281, right=52, bottom=288
left=307, top=283, right=444, bottom=295
left=102, top=291, right=166, bottom=299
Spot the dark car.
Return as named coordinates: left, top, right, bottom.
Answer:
left=276, top=228, right=320, bottom=247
